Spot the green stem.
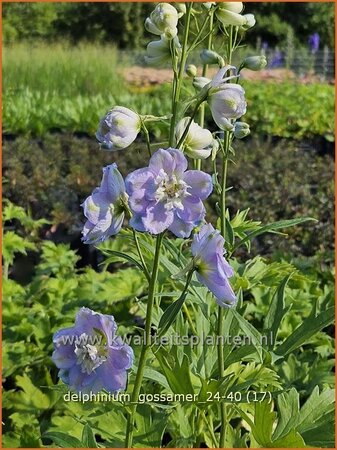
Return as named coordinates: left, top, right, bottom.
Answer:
left=195, top=11, right=214, bottom=173
left=218, top=25, right=234, bottom=449
left=182, top=303, right=197, bottom=336
left=141, top=120, right=152, bottom=158
left=199, top=10, right=214, bottom=128
left=125, top=233, right=164, bottom=448
left=132, top=229, right=150, bottom=282
left=169, top=2, right=193, bottom=146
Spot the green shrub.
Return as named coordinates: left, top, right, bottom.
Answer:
left=3, top=135, right=334, bottom=259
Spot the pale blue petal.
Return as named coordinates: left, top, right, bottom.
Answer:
left=184, top=170, right=213, bottom=200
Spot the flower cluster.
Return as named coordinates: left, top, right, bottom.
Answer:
left=52, top=308, right=133, bottom=393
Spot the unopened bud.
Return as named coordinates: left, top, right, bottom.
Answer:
left=186, top=64, right=197, bottom=78
left=200, top=49, right=224, bottom=67
left=234, top=122, right=250, bottom=139
left=243, top=55, right=267, bottom=71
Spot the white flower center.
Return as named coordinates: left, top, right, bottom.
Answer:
left=154, top=169, right=190, bottom=211
left=74, top=333, right=107, bottom=374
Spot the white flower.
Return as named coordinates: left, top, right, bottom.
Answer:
left=96, top=107, right=141, bottom=151
left=215, top=2, right=246, bottom=26
left=242, top=13, right=256, bottom=30
left=207, top=65, right=246, bottom=130
left=145, top=35, right=180, bottom=67
left=145, top=3, right=179, bottom=39
left=175, top=117, right=213, bottom=159
left=219, top=2, right=244, bottom=13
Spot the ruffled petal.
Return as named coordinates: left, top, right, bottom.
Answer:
left=108, top=342, right=134, bottom=371
left=125, top=168, right=156, bottom=213
left=149, top=148, right=176, bottom=175
left=74, top=307, right=117, bottom=344
left=142, top=201, right=174, bottom=234
left=184, top=170, right=213, bottom=200
left=168, top=216, right=195, bottom=238
left=177, top=195, right=205, bottom=222
left=97, top=363, right=128, bottom=392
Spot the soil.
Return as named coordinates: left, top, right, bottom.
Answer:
left=123, top=66, right=334, bottom=87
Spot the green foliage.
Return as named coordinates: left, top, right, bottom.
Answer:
left=3, top=2, right=334, bottom=48
left=4, top=134, right=333, bottom=259
left=244, top=2, right=335, bottom=48
left=3, top=206, right=334, bottom=447
left=242, top=81, right=335, bottom=141
left=3, top=3, right=153, bottom=48
left=3, top=43, right=335, bottom=140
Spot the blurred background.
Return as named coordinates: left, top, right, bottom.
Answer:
left=3, top=2, right=335, bottom=278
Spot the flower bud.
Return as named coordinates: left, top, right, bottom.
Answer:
left=200, top=49, right=224, bottom=67
left=145, top=35, right=180, bottom=67
left=186, top=64, right=197, bottom=78
left=174, top=3, right=186, bottom=17
left=219, top=2, right=243, bottom=13
left=202, top=2, right=216, bottom=10
left=233, top=121, right=250, bottom=139
left=242, top=55, right=267, bottom=71
left=96, top=106, right=141, bottom=151
left=216, top=8, right=246, bottom=26
left=241, top=13, right=256, bottom=30
left=215, top=2, right=245, bottom=26
left=145, top=3, right=178, bottom=40
left=175, top=117, right=213, bottom=159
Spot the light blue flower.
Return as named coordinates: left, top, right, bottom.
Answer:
left=125, top=148, right=213, bottom=238
left=96, top=106, right=141, bottom=151
left=52, top=307, right=133, bottom=393
left=81, top=164, right=128, bottom=244
left=191, top=223, right=236, bottom=307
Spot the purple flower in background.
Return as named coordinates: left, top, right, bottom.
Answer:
left=308, top=33, right=320, bottom=54
left=270, top=49, right=283, bottom=68
left=191, top=223, right=236, bottom=307
left=126, top=148, right=213, bottom=238
left=52, top=307, right=133, bottom=393
left=81, top=163, right=128, bottom=244
left=262, top=41, right=269, bottom=51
